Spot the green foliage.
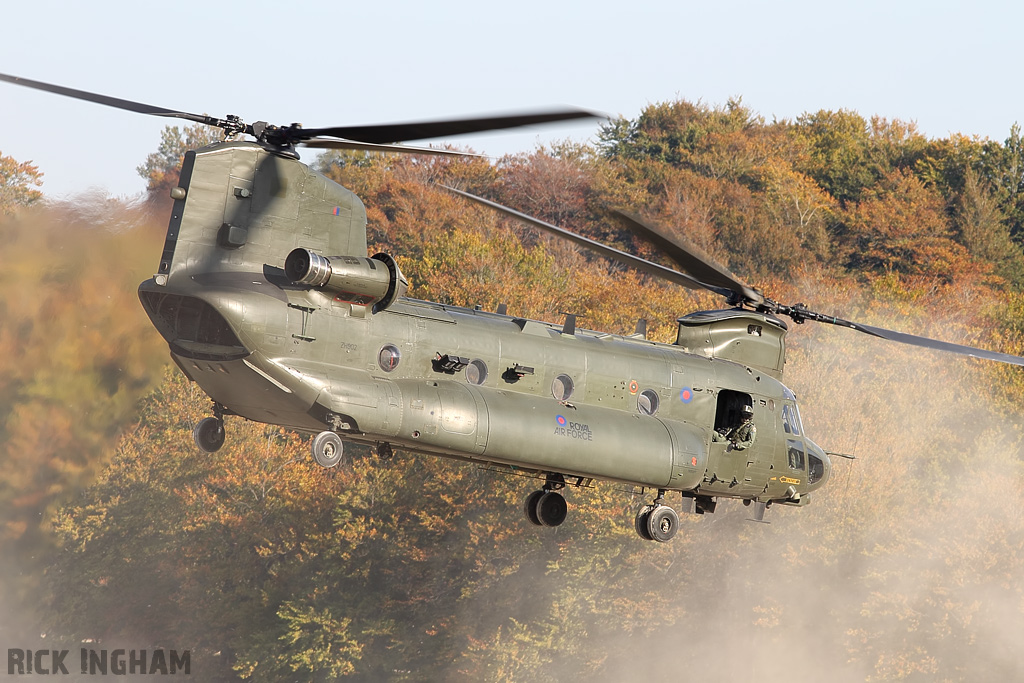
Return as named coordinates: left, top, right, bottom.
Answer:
left=791, top=109, right=876, bottom=205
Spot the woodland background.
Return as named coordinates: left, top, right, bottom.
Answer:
left=1, top=101, right=1023, bottom=680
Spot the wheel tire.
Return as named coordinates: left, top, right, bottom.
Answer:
left=193, top=417, right=225, bottom=453
left=311, top=431, right=344, bottom=468
left=646, top=505, right=680, bottom=543
left=524, top=490, right=544, bottom=526
left=634, top=504, right=655, bottom=541
left=537, top=491, right=568, bottom=527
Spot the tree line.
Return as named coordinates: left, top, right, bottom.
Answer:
left=0, top=98, right=1022, bottom=680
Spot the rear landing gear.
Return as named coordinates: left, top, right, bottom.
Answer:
left=193, top=416, right=225, bottom=453
left=634, top=490, right=680, bottom=542
left=311, top=431, right=344, bottom=468
left=524, top=490, right=567, bottom=527
left=524, top=474, right=569, bottom=527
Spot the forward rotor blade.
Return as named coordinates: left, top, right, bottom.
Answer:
left=302, top=108, right=602, bottom=145
left=300, top=138, right=483, bottom=158
left=845, top=319, right=1024, bottom=367
left=442, top=186, right=734, bottom=297
left=780, top=304, right=1024, bottom=367
left=0, top=71, right=226, bottom=128
left=614, top=210, right=763, bottom=305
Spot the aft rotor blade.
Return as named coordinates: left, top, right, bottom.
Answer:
left=303, top=109, right=601, bottom=145
left=442, top=186, right=734, bottom=296
left=0, top=71, right=227, bottom=128
left=300, top=138, right=483, bottom=158
left=614, top=210, right=763, bottom=305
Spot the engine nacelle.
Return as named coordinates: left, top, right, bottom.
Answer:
left=285, top=248, right=408, bottom=312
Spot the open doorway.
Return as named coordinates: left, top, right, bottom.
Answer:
left=714, top=389, right=753, bottom=433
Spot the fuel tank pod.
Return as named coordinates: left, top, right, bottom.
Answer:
left=375, top=380, right=708, bottom=490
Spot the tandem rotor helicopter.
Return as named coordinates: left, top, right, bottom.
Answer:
left=5, top=72, right=1024, bottom=543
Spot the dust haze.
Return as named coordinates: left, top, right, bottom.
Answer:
left=0, top=192, right=166, bottom=667
left=448, top=306, right=1024, bottom=681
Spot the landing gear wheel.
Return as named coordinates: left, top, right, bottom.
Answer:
left=634, top=504, right=655, bottom=541
left=646, top=505, right=680, bottom=543
left=524, top=490, right=544, bottom=526
left=536, top=491, right=567, bottom=527
left=311, top=431, right=344, bottom=468
left=193, top=417, right=225, bottom=453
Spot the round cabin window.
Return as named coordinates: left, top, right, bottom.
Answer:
left=638, top=389, right=660, bottom=416
left=466, top=359, right=488, bottom=385
left=552, top=373, right=575, bottom=401
left=378, top=344, right=401, bottom=372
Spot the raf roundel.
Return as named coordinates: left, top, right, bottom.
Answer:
left=680, top=387, right=694, bottom=403
left=556, top=415, right=567, bottom=426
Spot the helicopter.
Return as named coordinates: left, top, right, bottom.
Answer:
left=5, top=72, right=1024, bottom=543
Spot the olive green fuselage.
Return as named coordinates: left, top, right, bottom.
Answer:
left=138, top=141, right=830, bottom=506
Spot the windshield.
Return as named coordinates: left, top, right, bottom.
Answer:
left=782, top=403, right=802, bottom=436
left=780, top=386, right=805, bottom=436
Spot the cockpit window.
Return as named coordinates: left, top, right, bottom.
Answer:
left=782, top=403, right=802, bottom=436
left=809, top=453, right=825, bottom=484
left=787, top=439, right=805, bottom=471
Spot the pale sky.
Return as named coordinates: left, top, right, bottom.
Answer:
left=1, top=0, right=1020, bottom=198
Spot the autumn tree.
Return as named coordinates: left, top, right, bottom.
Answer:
left=598, top=98, right=773, bottom=185
left=0, top=152, right=43, bottom=214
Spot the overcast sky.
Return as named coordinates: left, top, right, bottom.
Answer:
left=1, top=0, right=1020, bottom=198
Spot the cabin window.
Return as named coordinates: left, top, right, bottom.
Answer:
left=552, top=374, right=575, bottom=401
left=466, top=359, right=488, bottom=385
left=378, top=344, right=401, bottom=372
left=787, top=439, right=805, bottom=471
left=638, top=389, right=660, bottom=416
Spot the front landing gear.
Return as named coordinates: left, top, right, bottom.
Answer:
left=193, top=416, right=225, bottom=453
left=634, top=490, right=680, bottom=542
left=524, top=474, right=569, bottom=527
left=311, top=431, right=344, bottom=468
left=193, top=402, right=227, bottom=453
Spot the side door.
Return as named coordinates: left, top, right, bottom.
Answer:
left=703, top=388, right=763, bottom=496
